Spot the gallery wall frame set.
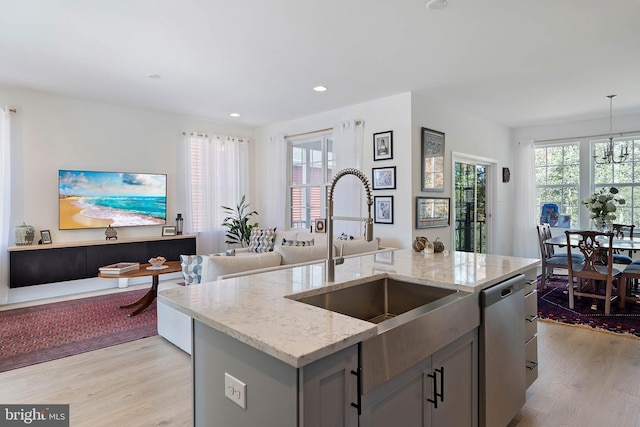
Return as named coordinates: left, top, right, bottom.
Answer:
left=416, top=197, right=450, bottom=228
left=373, top=130, right=393, bottom=161
left=421, top=127, right=445, bottom=192
left=374, top=196, right=394, bottom=224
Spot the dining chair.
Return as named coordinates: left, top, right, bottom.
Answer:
left=536, top=223, right=583, bottom=290
left=620, top=259, right=640, bottom=309
left=565, top=230, right=622, bottom=315
left=611, top=223, right=635, bottom=263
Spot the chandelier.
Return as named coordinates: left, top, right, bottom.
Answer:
left=593, top=94, right=629, bottom=164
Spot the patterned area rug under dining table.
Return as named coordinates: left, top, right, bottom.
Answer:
left=0, top=289, right=158, bottom=372
left=538, top=275, right=640, bottom=338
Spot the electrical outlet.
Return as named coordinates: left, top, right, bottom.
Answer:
left=224, top=372, right=247, bottom=409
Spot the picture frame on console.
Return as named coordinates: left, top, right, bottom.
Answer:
left=40, top=230, right=52, bottom=244
left=314, top=218, right=326, bottom=233
left=162, top=226, right=176, bottom=236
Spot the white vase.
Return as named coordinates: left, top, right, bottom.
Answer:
left=593, top=216, right=608, bottom=232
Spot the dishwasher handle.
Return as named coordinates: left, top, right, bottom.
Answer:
left=482, top=274, right=525, bottom=307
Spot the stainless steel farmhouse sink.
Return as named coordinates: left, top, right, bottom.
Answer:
left=294, top=278, right=457, bottom=325
left=290, top=278, right=480, bottom=393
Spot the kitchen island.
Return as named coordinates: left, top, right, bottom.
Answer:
left=159, top=249, right=539, bottom=427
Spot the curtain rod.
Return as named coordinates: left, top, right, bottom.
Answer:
left=535, top=130, right=640, bottom=144
left=181, top=131, right=249, bottom=142
left=285, top=120, right=364, bottom=139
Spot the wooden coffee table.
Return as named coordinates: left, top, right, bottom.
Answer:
left=99, top=261, right=182, bottom=316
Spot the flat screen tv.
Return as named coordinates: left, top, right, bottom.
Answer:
left=58, top=170, right=167, bottom=230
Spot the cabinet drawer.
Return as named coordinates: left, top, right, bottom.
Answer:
left=525, top=335, right=538, bottom=388
left=524, top=277, right=537, bottom=296
left=524, top=290, right=538, bottom=340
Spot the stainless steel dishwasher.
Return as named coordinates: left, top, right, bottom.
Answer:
left=479, top=274, right=526, bottom=427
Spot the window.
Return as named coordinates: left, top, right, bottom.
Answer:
left=593, top=136, right=640, bottom=226
left=534, top=136, right=640, bottom=229
left=535, top=143, right=580, bottom=228
left=289, top=133, right=334, bottom=229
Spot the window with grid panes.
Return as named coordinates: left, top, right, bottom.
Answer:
left=534, top=143, right=580, bottom=227
left=592, top=136, right=640, bottom=226
left=289, top=133, right=333, bottom=229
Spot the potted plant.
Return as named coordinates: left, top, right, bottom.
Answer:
left=221, top=195, right=259, bottom=247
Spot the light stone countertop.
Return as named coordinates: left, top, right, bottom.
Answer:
left=158, top=248, right=539, bottom=368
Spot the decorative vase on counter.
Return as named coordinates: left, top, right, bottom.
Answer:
left=593, top=216, right=610, bottom=232
left=15, top=222, right=35, bottom=246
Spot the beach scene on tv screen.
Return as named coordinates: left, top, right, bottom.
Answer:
left=58, top=170, right=167, bottom=230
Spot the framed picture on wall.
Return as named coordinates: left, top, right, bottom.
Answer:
left=374, top=196, right=394, bottom=224
left=373, top=130, right=393, bottom=161
left=421, top=127, right=445, bottom=191
left=372, top=166, right=396, bottom=190
left=416, top=197, right=450, bottom=228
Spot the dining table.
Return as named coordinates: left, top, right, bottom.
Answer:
left=544, top=233, right=640, bottom=252
left=545, top=232, right=640, bottom=310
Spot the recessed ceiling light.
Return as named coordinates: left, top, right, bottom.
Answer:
left=229, top=113, right=241, bottom=118
left=426, top=0, right=447, bottom=9
left=145, top=73, right=162, bottom=79
left=313, top=86, right=328, bottom=92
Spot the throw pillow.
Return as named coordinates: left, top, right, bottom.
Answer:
left=247, top=227, right=277, bottom=253
left=281, top=238, right=315, bottom=247
left=180, top=254, right=203, bottom=285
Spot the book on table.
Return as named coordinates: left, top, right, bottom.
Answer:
left=99, top=262, right=140, bottom=275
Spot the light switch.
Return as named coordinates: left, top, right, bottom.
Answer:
left=224, top=372, right=247, bottom=409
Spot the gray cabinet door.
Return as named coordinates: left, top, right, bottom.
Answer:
left=430, top=329, right=478, bottom=427
left=300, top=345, right=359, bottom=427
left=360, top=358, right=430, bottom=427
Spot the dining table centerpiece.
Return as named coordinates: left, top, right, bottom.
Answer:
left=582, top=187, right=625, bottom=232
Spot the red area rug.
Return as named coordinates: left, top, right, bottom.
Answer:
left=0, top=289, right=157, bottom=372
left=538, top=275, right=640, bottom=338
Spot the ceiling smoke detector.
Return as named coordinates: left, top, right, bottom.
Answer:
left=426, top=0, right=448, bottom=10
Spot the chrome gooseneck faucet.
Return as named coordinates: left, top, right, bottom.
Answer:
left=326, top=168, right=374, bottom=282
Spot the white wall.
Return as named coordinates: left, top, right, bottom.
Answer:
left=254, top=92, right=413, bottom=249
left=0, top=85, right=254, bottom=301
left=254, top=91, right=515, bottom=255
left=411, top=93, right=514, bottom=255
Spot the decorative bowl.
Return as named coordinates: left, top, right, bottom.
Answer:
left=148, top=256, right=166, bottom=268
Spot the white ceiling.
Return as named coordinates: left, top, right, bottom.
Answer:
left=1, top=0, right=639, bottom=129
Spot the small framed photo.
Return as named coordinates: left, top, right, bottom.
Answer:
left=373, top=130, right=393, bottom=161
left=162, top=226, right=177, bottom=236
left=372, top=166, right=396, bottom=190
left=374, top=196, right=394, bottom=224
left=314, top=218, right=326, bottom=233
left=416, top=197, right=450, bottom=228
left=40, top=230, right=52, bottom=244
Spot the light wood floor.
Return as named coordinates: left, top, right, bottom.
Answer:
left=3, top=311, right=640, bottom=426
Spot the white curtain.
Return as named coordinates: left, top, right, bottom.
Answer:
left=262, top=134, right=287, bottom=229
left=512, top=140, right=538, bottom=259
left=332, top=120, right=365, bottom=237
left=0, top=107, right=11, bottom=303
left=182, top=133, right=250, bottom=255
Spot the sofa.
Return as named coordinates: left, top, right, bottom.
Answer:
left=157, top=228, right=385, bottom=354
